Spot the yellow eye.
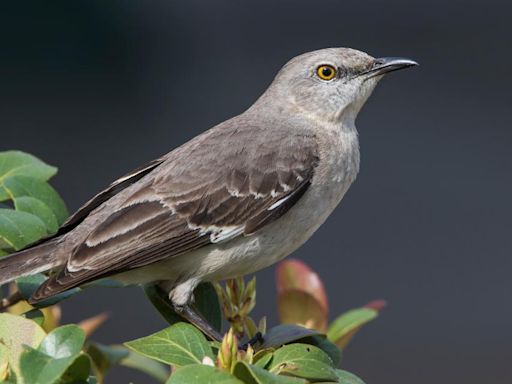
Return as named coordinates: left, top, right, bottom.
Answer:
left=316, top=65, right=337, bottom=81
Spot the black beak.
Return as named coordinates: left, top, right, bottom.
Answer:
left=362, top=57, right=418, bottom=79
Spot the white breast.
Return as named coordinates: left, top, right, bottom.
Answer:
left=195, top=123, right=360, bottom=280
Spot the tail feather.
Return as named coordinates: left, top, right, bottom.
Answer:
left=0, top=241, right=62, bottom=286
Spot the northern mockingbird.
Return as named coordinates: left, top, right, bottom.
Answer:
left=0, top=48, right=416, bottom=340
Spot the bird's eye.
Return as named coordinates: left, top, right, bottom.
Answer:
left=316, top=65, right=337, bottom=81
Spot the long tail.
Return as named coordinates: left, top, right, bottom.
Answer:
left=0, top=241, right=62, bottom=286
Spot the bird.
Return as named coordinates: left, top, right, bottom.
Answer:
left=0, top=47, right=417, bottom=341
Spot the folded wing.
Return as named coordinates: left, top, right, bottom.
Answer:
left=30, top=123, right=318, bottom=302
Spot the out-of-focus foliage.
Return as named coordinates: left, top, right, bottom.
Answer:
left=276, top=259, right=385, bottom=351
left=0, top=151, right=68, bottom=253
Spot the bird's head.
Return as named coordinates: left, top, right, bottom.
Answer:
left=263, top=47, right=417, bottom=125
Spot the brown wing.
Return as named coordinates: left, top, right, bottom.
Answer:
left=22, top=157, right=165, bottom=251
left=30, top=122, right=318, bottom=302
left=58, top=157, right=165, bottom=234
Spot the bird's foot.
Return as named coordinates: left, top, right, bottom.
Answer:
left=172, top=303, right=224, bottom=342
left=240, top=331, right=264, bottom=350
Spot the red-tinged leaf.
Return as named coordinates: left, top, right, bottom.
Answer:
left=331, top=327, right=359, bottom=350
left=364, top=300, right=387, bottom=311
left=78, top=312, right=109, bottom=337
left=277, top=290, right=328, bottom=332
left=326, top=300, right=385, bottom=350
left=276, top=259, right=328, bottom=314
left=326, top=306, right=381, bottom=350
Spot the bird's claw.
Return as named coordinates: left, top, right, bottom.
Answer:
left=240, top=331, right=264, bottom=350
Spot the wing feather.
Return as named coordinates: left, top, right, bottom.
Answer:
left=58, top=157, right=165, bottom=235
left=30, top=122, right=319, bottom=302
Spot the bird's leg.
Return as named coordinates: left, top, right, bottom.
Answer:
left=162, top=280, right=224, bottom=342
left=172, top=302, right=224, bottom=342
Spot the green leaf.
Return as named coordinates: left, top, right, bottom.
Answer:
left=144, top=283, right=222, bottom=332
left=0, top=152, right=67, bottom=251
left=14, top=196, right=59, bottom=234
left=267, top=343, right=337, bottom=382
left=86, top=343, right=127, bottom=383
left=209, top=340, right=221, bottom=354
left=57, top=354, right=91, bottom=384
left=0, top=248, right=10, bottom=257
left=19, top=347, right=76, bottom=384
left=297, top=336, right=341, bottom=367
left=326, top=308, right=378, bottom=349
left=17, top=274, right=81, bottom=307
left=21, top=309, right=45, bottom=327
left=39, top=325, right=85, bottom=359
left=119, top=347, right=170, bottom=383
left=87, top=343, right=168, bottom=383
left=143, top=285, right=182, bottom=325
left=0, top=313, right=46, bottom=381
left=0, top=208, right=47, bottom=250
left=262, top=324, right=322, bottom=349
left=333, top=369, right=366, bottom=384
left=19, top=325, right=86, bottom=384
left=253, top=349, right=274, bottom=369
left=3, top=175, right=68, bottom=225
left=125, top=322, right=214, bottom=367
left=233, top=361, right=307, bottom=384
left=17, top=273, right=47, bottom=297
left=0, top=345, right=9, bottom=382
left=0, top=151, right=57, bottom=201
left=194, top=282, right=222, bottom=332
left=166, top=364, right=243, bottom=384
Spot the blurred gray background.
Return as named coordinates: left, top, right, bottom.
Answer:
left=1, top=1, right=511, bottom=383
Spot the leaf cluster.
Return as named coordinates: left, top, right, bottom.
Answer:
left=127, top=268, right=381, bottom=383
left=126, top=322, right=365, bottom=384
left=0, top=312, right=167, bottom=383
left=0, top=151, right=68, bottom=255
left=276, top=259, right=386, bottom=350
